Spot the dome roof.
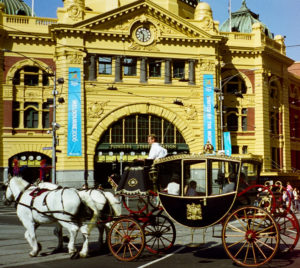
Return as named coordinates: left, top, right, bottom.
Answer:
left=0, top=0, right=33, bottom=16
left=194, top=2, right=212, bottom=21
left=220, top=0, right=273, bottom=38
left=195, top=2, right=212, bottom=12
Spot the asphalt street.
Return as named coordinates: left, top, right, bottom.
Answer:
left=1, top=190, right=300, bottom=268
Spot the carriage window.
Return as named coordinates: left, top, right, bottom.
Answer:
left=184, top=161, right=206, bottom=196
left=241, top=162, right=259, bottom=186
left=157, top=160, right=181, bottom=195
left=210, top=160, right=239, bottom=195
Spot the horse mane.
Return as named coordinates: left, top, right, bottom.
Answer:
left=11, top=176, right=30, bottom=189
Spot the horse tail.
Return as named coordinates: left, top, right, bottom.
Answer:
left=102, top=191, right=122, bottom=216
left=78, top=191, right=99, bottom=234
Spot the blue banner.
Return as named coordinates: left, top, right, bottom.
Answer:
left=224, top=132, right=232, bottom=156
left=67, top=67, right=82, bottom=156
left=203, top=74, right=216, bottom=150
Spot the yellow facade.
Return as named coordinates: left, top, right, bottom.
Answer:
left=1, top=0, right=300, bottom=187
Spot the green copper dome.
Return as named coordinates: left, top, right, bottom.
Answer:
left=0, top=0, right=33, bottom=16
left=220, top=0, right=273, bottom=38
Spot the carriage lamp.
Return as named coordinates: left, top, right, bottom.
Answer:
left=148, top=165, right=158, bottom=192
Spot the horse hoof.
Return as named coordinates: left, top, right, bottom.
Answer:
left=70, top=251, right=80, bottom=259
left=29, top=252, right=38, bottom=257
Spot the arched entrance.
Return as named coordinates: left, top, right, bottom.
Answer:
left=9, top=152, right=51, bottom=183
left=94, top=113, right=189, bottom=187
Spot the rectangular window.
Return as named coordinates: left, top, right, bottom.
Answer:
left=125, top=116, right=136, bottom=143
left=123, top=57, right=137, bottom=76
left=173, top=60, right=185, bottom=79
left=138, top=115, right=149, bottom=143
left=232, top=145, right=239, bottom=154
left=149, top=59, right=161, bottom=77
left=150, top=116, right=161, bottom=142
left=111, top=121, right=122, bottom=143
left=99, top=57, right=112, bottom=75
left=42, top=102, right=50, bottom=128
left=12, top=101, right=20, bottom=128
left=242, top=146, right=248, bottom=154
left=24, top=66, right=39, bottom=86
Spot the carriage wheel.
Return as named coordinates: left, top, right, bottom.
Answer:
left=108, top=217, right=145, bottom=261
left=275, top=210, right=300, bottom=254
left=143, top=215, right=176, bottom=254
left=222, top=206, right=279, bottom=267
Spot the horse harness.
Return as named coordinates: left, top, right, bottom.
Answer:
left=11, top=184, right=83, bottom=223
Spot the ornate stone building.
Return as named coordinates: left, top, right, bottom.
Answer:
left=1, top=0, right=300, bottom=187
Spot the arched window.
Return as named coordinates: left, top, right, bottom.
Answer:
left=97, top=114, right=188, bottom=160
left=223, top=75, right=247, bottom=95
left=13, top=65, right=49, bottom=86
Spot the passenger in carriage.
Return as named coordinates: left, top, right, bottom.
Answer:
left=164, top=177, right=180, bottom=195
left=185, top=180, right=198, bottom=196
left=223, top=173, right=237, bottom=193
left=147, top=134, right=167, bottom=160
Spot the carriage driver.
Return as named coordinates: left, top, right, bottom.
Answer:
left=147, top=134, right=167, bottom=160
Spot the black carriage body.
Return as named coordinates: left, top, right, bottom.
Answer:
left=153, top=155, right=242, bottom=228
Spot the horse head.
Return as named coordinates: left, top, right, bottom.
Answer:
left=4, top=179, right=14, bottom=206
left=4, top=176, right=30, bottom=206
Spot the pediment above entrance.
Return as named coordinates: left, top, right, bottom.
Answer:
left=68, top=0, right=220, bottom=43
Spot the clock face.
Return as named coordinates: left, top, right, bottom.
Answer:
left=136, top=27, right=151, bottom=42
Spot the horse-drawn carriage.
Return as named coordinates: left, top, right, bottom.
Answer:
left=4, top=153, right=299, bottom=266
left=107, top=153, right=300, bottom=267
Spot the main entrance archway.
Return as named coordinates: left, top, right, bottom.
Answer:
left=9, top=152, right=51, bottom=183
left=94, top=113, right=189, bottom=187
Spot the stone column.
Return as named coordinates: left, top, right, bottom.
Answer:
left=115, top=56, right=122, bottom=82
left=140, top=57, right=147, bottom=83
left=188, top=60, right=195, bottom=85
left=88, top=54, right=97, bottom=81
left=164, top=59, right=171, bottom=84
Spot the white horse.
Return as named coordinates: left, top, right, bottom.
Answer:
left=37, top=182, right=122, bottom=249
left=4, top=177, right=98, bottom=258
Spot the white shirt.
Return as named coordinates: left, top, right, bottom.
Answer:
left=166, top=182, right=180, bottom=195
left=148, top=142, right=167, bottom=159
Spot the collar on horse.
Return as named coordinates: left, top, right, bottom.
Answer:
left=14, top=183, right=32, bottom=207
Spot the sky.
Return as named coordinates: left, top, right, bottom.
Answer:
left=23, top=0, right=300, bottom=61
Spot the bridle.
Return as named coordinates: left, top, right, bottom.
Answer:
left=4, top=179, right=31, bottom=207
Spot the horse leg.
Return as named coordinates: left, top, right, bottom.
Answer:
left=52, top=224, right=64, bottom=253
left=24, top=225, right=41, bottom=257
left=97, top=223, right=105, bottom=248
left=79, top=224, right=89, bottom=258
left=59, top=222, right=79, bottom=257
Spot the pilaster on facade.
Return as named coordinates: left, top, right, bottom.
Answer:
left=254, top=69, right=272, bottom=171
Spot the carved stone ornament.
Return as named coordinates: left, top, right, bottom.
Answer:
left=185, top=104, right=198, bottom=120
left=199, top=16, right=213, bottom=31
left=128, top=41, right=159, bottom=52
left=67, top=4, right=83, bottom=20
left=199, top=60, right=215, bottom=72
left=87, top=101, right=109, bottom=118
left=67, top=53, right=83, bottom=64
left=187, top=203, right=202, bottom=220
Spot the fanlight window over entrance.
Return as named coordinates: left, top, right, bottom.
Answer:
left=96, top=114, right=188, bottom=162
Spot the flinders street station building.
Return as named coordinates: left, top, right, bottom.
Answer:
left=0, top=0, right=300, bottom=187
